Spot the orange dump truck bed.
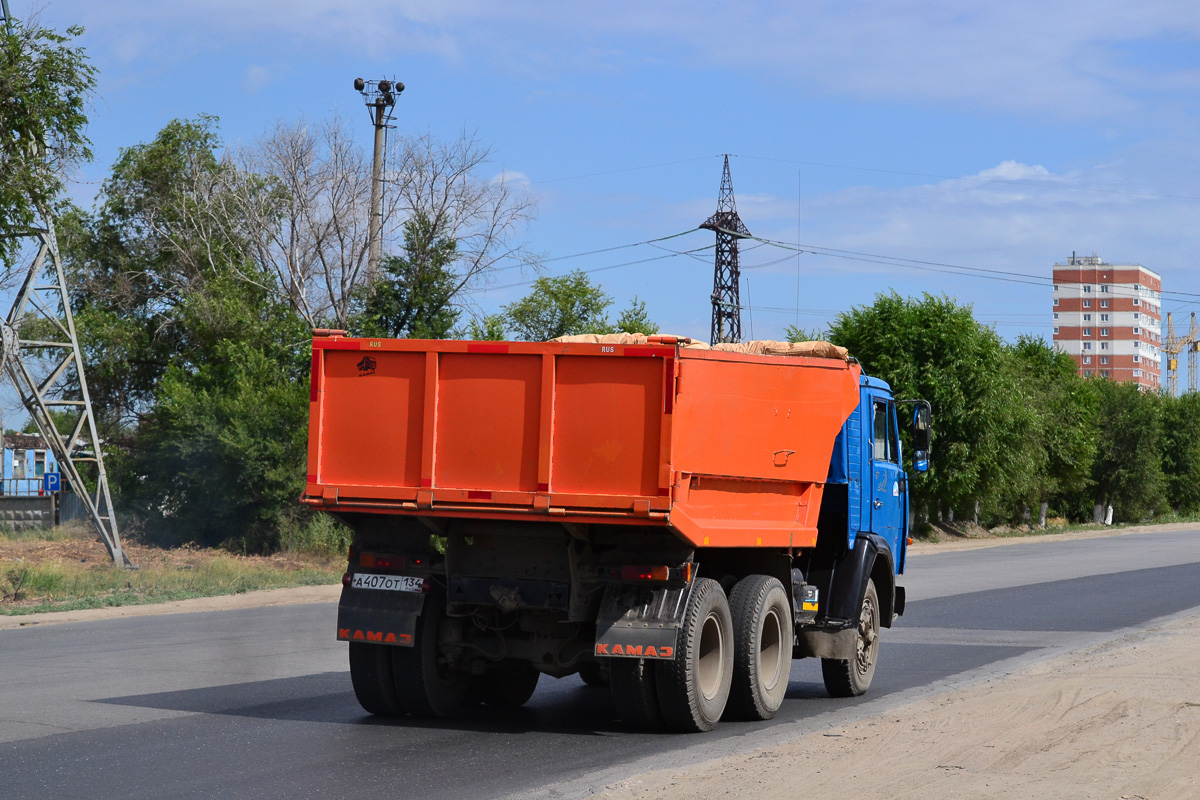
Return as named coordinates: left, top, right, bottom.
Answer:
left=304, top=335, right=862, bottom=550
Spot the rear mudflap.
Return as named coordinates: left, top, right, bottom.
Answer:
left=593, top=582, right=691, bottom=660
left=336, top=585, right=425, bottom=647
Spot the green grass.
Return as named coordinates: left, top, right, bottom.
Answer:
left=0, top=524, right=90, bottom=543
left=0, top=555, right=342, bottom=615
left=914, top=510, right=1200, bottom=543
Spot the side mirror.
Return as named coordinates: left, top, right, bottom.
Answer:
left=911, top=403, right=931, bottom=472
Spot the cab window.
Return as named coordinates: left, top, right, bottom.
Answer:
left=873, top=401, right=888, bottom=461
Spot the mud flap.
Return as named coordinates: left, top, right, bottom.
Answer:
left=336, top=585, right=425, bottom=647
left=793, top=626, right=858, bottom=660
left=594, top=583, right=690, bottom=660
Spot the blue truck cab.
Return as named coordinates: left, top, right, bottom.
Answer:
left=792, top=372, right=930, bottom=696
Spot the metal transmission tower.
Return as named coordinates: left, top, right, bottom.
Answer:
left=353, top=77, right=404, bottom=281
left=1, top=225, right=129, bottom=565
left=0, top=7, right=129, bottom=565
left=700, top=155, right=751, bottom=345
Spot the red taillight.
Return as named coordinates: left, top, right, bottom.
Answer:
left=420, top=577, right=432, bottom=593
left=621, top=565, right=671, bottom=582
left=359, top=553, right=405, bottom=570
left=341, top=572, right=351, bottom=587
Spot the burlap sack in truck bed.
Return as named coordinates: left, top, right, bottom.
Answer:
left=549, top=333, right=849, bottom=361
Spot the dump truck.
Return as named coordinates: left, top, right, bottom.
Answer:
left=302, top=331, right=931, bottom=732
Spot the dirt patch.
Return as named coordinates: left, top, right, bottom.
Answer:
left=601, top=611, right=1200, bottom=799
left=1, top=525, right=342, bottom=616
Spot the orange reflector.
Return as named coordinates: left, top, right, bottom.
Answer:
left=358, top=553, right=405, bottom=570
left=906, top=537, right=914, bottom=545
left=621, top=565, right=671, bottom=581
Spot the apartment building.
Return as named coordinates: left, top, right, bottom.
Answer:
left=1052, top=253, right=1162, bottom=390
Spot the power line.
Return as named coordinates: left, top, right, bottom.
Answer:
left=749, top=234, right=1200, bottom=305
left=731, top=154, right=1200, bottom=203
left=532, top=155, right=721, bottom=186
left=477, top=244, right=715, bottom=295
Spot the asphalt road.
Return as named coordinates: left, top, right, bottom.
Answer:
left=3, top=528, right=1200, bottom=800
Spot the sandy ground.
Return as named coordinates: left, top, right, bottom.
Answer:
left=601, top=611, right=1200, bottom=800
left=599, top=523, right=1200, bottom=800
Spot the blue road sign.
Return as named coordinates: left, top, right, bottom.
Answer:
left=43, top=472, right=61, bottom=492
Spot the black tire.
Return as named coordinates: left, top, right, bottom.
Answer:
left=610, top=658, right=664, bottom=730
left=578, top=661, right=610, bottom=687
left=821, top=578, right=880, bottom=698
left=391, top=585, right=469, bottom=718
left=349, top=642, right=404, bottom=716
left=727, top=575, right=792, bottom=720
left=655, top=577, right=734, bottom=732
left=481, top=661, right=540, bottom=708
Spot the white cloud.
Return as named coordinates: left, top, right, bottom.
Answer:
left=46, top=1, right=1200, bottom=122
left=241, top=64, right=272, bottom=95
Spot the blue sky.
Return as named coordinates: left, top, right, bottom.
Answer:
left=23, top=0, right=1200, bottom=344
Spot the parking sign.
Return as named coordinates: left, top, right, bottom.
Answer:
left=43, top=473, right=61, bottom=492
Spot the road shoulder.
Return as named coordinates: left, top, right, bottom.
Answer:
left=0, top=584, right=341, bottom=630
left=597, top=609, right=1200, bottom=799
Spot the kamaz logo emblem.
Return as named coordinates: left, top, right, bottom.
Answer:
left=338, top=627, right=411, bottom=644
left=595, top=643, right=674, bottom=659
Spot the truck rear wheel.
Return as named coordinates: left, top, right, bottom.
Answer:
left=391, top=585, right=469, bottom=717
left=655, top=577, right=734, bottom=732
left=821, top=578, right=879, bottom=698
left=611, top=658, right=664, bottom=729
left=727, top=575, right=792, bottom=720
left=578, top=661, right=609, bottom=687
left=481, top=661, right=540, bottom=708
left=348, top=642, right=403, bottom=716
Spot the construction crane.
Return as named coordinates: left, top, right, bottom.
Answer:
left=1163, top=312, right=1200, bottom=396
left=0, top=6, right=129, bottom=565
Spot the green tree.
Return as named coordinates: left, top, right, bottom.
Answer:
left=1007, top=336, right=1097, bottom=520
left=351, top=213, right=461, bottom=339
left=1087, top=379, right=1165, bottom=522
left=615, top=296, right=660, bottom=335
left=828, top=292, right=1027, bottom=523
left=784, top=325, right=826, bottom=343
left=1161, top=393, right=1200, bottom=513
left=120, top=272, right=311, bottom=549
left=0, top=16, right=96, bottom=269
left=503, top=270, right=614, bottom=341
left=59, top=116, right=230, bottom=428
left=461, top=314, right=506, bottom=341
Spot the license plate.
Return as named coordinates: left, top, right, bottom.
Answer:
left=350, top=573, right=424, bottom=592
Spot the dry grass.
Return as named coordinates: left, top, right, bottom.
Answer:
left=0, top=523, right=342, bottom=615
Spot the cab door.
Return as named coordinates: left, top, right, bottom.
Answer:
left=869, top=397, right=903, bottom=556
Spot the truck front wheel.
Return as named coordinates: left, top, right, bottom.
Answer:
left=391, top=585, right=469, bottom=717
left=821, top=578, right=880, bottom=697
left=655, top=577, right=734, bottom=732
left=727, top=575, right=792, bottom=720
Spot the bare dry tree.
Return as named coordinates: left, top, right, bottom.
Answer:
left=132, top=119, right=537, bottom=330
left=392, top=131, right=540, bottom=304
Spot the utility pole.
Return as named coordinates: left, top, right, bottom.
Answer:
left=700, top=155, right=751, bottom=345
left=0, top=5, right=129, bottom=564
left=354, top=77, right=403, bottom=282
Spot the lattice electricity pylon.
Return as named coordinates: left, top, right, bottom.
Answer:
left=1, top=220, right=130, bottom=566
left=700, top=155, right=751, bottom=345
